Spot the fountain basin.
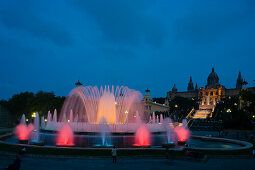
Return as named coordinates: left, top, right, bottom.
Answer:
left=162, top=142, right=175, bottom=148
left=178, top=140, right=187, bottom=145
left=18, top=140, right=28, bottom=144
left=30, top=140, right=44, bottom=146
left=93, top=144, right=114, bottom=148
left=0, top=133, right=253, bottom=156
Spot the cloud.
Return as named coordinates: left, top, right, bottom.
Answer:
left=0, top=1, right=72, bottom=46
left=71, top=0, right=166, bottom=46
left=173, top=0, right=255, bottom=44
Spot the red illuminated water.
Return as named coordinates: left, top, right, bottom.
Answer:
left=133, top=125, right=150, bottom=146
left=174, top=126, right=190, bottom=142
left=56, top=124, right=74, bottom=146
left=15, top=124, right=29, bottom=140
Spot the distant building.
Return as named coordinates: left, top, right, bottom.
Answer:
left=144, top=88, right=169, bottom=115
left=166, top=67, right=254, bottom=119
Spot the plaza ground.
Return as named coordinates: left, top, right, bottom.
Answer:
left=0, top=153, right=255, bottom=170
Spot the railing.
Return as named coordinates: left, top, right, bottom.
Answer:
left=186, top=108, right=195, bottom=119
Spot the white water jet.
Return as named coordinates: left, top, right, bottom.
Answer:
left=163, top=118, right=175, bottom=144
left=74, top=114, right=78, bottom=122
left=69, top=109, right=73, bottom=122
left=62, top=113, right=66, bottom=122
left=31, top=112, right=40, bottom=142
left=47, top=111, right=52, bottom=122
left=152, top=112, right=155, bottom=124
left=20, top=114, right=26, bottom=125
left=41, top=116, right=45, bottom=128
left=99, top=118, right=110, bottom=146
left=34, top=112, right=40, bottom=131
left=136, top=111, right=141, bottom=124
left=53, top=109, right=57, bottom=122
left=160, top=114, right=163, bottom=124
left=156, top=115, right=159, bottom=124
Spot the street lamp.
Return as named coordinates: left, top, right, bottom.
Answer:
left=31, top=112, right=36, bottom=118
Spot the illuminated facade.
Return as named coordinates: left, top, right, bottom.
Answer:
left=166, top=67, right=248, bottom=119
left=167, top=67, right=244, bottom=102
left=144, top=89, right=169, bottom=115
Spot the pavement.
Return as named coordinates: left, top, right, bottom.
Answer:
left=0, top=154, right=255, bottom=170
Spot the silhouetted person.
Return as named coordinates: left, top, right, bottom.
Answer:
left=6, top=155, right=21, bottom=170
left=112, top=146, right=117, bottom=163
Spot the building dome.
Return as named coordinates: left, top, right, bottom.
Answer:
left=206, top=67, right=220, bottom=89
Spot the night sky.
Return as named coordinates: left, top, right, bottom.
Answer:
left=0, top=0, right=254, bottom=100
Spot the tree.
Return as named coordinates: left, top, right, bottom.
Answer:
left=0, top=91, right=65, bottom=122
left=213, top=90, right=255, bottom=130
left=168, top=96, right=198, bottom=121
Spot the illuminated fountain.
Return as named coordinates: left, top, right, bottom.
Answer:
left=94, top=118, right=112, bottom=147
left=133, top=125, right=151, bottom=147
left=15, top=124, right=29, bottom=143
left=162, top=118, right=176, bottom=148
left=56, top=123, right=74, bottom=146
left=13, top=86, right=191, bottom=148
left=60, top=86, right=145, bottom=124
left=174, top=119, right=190, bottom=145
left=15, top=114, right=34, bottom=144
left=45, top=86, right=148, bottom=133
left=30, top=112, right=44, bottom=145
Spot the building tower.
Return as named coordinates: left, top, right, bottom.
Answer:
left=195, top=83, right=198, bottom=92
left=236, top=71, right=243, bottom=89
left=172, top=84, right=178, bottom=93
left=144, top=88, right=151, bottom=102
left=187, top=76, right=194, bottom=92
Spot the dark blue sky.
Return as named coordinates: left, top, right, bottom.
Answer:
left=0, top=0, right=254, bottom=100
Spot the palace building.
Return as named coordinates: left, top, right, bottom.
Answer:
left=166, top=67, right=253, bottom=119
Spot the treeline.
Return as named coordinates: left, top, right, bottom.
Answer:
left=214, top=89, right=255, bottom=129
left=0, top=91, right=65, bottom=122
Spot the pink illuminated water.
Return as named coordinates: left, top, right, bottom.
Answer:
left=56, top=124, right=74, bottom=146
left=59, top=86, right=145, bottom=124
left=174, top=126, right=190, bottom=142
left=133, top=125, right=151, bottom=146
left=15, top=124, right=29, bottom=140
left=15, top=123, right=34, bottom=140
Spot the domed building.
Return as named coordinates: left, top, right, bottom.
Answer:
left=166, top=67, right=253, bottom=119
left=199, top=67, right=225, bottom=107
